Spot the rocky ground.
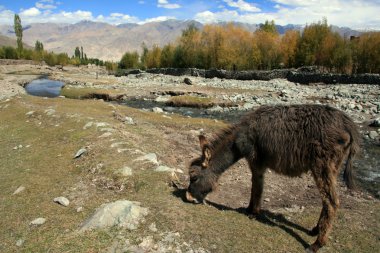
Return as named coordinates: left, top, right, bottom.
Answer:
left=0, top=63, right=379, bottom=253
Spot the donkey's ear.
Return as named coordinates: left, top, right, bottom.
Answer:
left=199, top=135, right=208, bottom=149
left=201, top=146, right=212, bottom=169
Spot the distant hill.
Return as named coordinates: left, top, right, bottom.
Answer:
left=0, top=34, right=32, bottom=49
left=0, top=20, right=363, bottom=61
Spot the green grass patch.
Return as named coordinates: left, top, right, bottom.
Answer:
left=61, top=86, right=126, bottom=100
left=166, top=95, right=215, bottom=108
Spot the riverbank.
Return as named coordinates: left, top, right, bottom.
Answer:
left=0, top=63, right=379, bottom=252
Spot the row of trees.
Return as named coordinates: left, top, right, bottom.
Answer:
left=0, top=14, right=110, bottom=68
left=119, top=19, right=380, bottom=74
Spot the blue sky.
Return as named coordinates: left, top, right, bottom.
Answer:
left=0, top=0, right=379, bottom=29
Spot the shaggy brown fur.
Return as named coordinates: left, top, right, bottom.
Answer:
left=186, top=104, right=360, bottom=253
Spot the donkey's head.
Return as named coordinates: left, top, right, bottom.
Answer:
left=186, top=135, right=216, bottom=204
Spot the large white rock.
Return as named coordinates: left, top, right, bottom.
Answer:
left=79, top=200, right=148, bottom=232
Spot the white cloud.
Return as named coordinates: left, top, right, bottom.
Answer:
left=195, top=0, right=380, bottom=29
left=223, top=0, right=261, bottom=12
left=36, top=3, right=56, bottom=10
left=35, top=0, right=60, bottom=10
left=140, top=16, right=176, bottom=24
left=195, top=9, right=275, bottom=24
left=20, top=7, right=41, bottom=17
left=157, top=0, right=181, bottom=9
left=0, top=9, right=14, bottom=25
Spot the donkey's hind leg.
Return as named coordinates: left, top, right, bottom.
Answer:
left=307, top=163, right=340, bottom=253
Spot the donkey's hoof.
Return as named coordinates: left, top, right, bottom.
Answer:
left=308, top=226, right=319, bottom=236
left=305, top=243, right=320, bottom=253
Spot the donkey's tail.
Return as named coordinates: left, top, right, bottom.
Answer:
left=343, top=129, right=360, bottom=190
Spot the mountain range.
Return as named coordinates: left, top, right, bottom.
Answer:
left=0, top=20, right=362, bottom=61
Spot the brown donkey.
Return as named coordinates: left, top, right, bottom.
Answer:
left=186, top=104, right=360, bottom=253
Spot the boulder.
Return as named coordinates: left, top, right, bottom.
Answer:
left=80, top=200, right=148, bottom=231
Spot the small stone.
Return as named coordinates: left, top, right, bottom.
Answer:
left=119, top=166, right=133, bottom=176
left=98, top=132, right=112, bottom=138
left=155, top=165, right=175, bottom=172
left=149, top=222, right=158, bottom=232
left=13, top=186, right=26, bottom=195
left=134, top=153, right=159, bottom=165
left=77, top=206, right=84, bottom=212
left=30, top=217, right=46, bottom=226
left=74, top=148, right=87, bottom=158
left=95, top=122, right=109, bottom=128
left=264, top=198, right=270, bottom=202
left=369, top=131, right=379, bottom=139
left=124, top=117, right=134, bottom=125
left=54, top=196, right=70, bottom=207
left=44, top=108, right=56, bottom=116
left=369, top=118, right=380, bottom=127
left=83, top=122, right=93, bottom=129
left=152, top=107, right=164, bottom=113
left=16, top=239, right=24, bottom=247
left=25, top=111, right=35, bottom=116
left=184, top=77, right=193, bottom=85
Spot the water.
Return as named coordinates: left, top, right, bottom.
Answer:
left=25, top=79, right=64, bottom=98
left=122, top=98, right=246, bottom=123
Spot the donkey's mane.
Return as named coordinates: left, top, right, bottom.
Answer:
left=208, top=125, right=237, bottom=152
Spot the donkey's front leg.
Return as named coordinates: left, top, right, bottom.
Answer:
left=247, top=166, right=265, bottom=219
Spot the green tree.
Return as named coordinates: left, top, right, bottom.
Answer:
left=260, top=20, right=278, bottom=34
left=35, top=40, right=44, bottom=52
left=160, top=44, right=175, bottom=68
left=2, top=46, right=18, bottom=59
left=14, top=14, right=23, bottom=54
left=74, top=47, right=81, bottom=58
left=119, top=51, right=139, bottom=69
left=140, top=42, right=149, bottom=68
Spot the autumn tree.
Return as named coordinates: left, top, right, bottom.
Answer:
left=145, top=45, right=162, bottom=68
left=281, top=30, right=300, bottom=68
left=351, top=32, right=380, bottom=73
left=200, top=25, right=225, bottom=69
left=319, top=32, right=351, bottom=72
left=295, top=18, right=331, bottom=66
left=175, top=23, right=202, bottom=68
left=14, top=14, right=23, bottom=54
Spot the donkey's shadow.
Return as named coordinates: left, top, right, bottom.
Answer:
left=172, top=189, right=311, bottom=249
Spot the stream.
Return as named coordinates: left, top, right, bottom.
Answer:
left=25, top=78, right=64, bottom=98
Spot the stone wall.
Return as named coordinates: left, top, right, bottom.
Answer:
left=145, top=67, right=380, bottom=85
